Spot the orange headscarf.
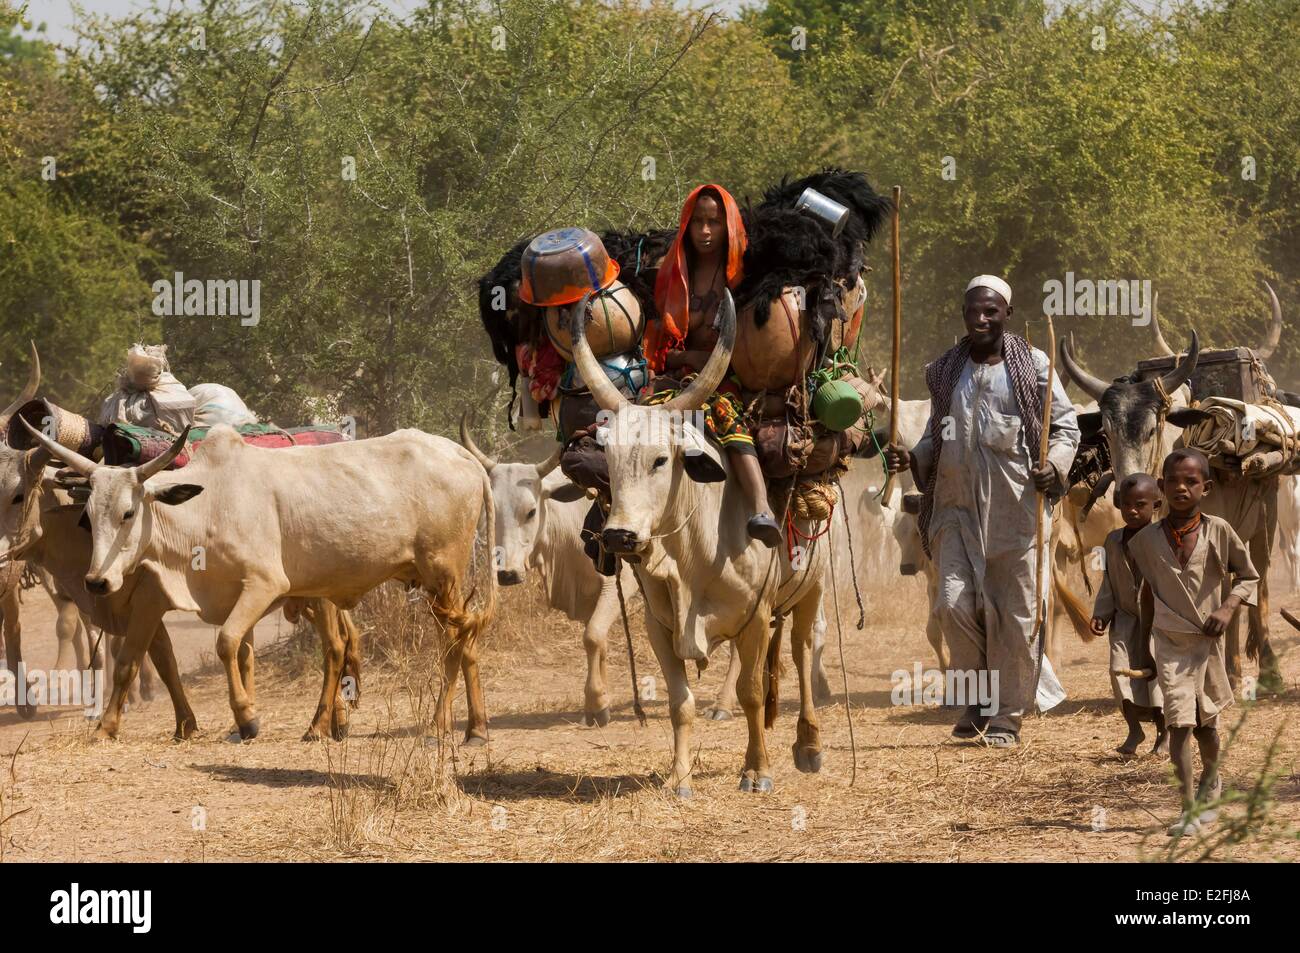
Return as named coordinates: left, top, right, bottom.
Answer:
left=647, top=184, right=746, bottom=374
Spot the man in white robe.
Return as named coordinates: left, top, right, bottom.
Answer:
left=885, top=276, right=1079, bottom=745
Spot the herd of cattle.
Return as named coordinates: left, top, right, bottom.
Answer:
left=0, top=284, right=1295, bottom=795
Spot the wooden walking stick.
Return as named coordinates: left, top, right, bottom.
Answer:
left=882, top=185, right=902, bottom=506
left=1031, top=316, right=1057, bottom=646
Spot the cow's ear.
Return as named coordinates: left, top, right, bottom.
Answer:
left=1167, top=408, right=1214, bottom=428
left=680, top=422, right=726, bottom=483
left=684, top=449, right=726, bottom=483
left=153, top=483, right=204, bottom=506
left=545, top=482, right=587, bottom=503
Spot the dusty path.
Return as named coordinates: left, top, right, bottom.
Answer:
left=1, top=572, right=1297, bottom=862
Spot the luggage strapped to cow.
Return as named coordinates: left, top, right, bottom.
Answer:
left=1140, top=348, right=1300, bottom=479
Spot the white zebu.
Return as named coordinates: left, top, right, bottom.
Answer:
left=460, top=418, right=835, bottom=725
left=23, top=421, right=496, bottom=743
left=459, top=419, right=633, bottom=726
left=569, top=290, right=828, bottom=796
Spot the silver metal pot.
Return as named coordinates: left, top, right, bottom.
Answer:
left=795, top=187, right=850, bottom=239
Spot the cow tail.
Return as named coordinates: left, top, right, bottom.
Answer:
left=764, top=615, right=784, bottom=729
left=461, top=463, right=498, bottom=644
left=1053, top=558, right=1096, bottom=642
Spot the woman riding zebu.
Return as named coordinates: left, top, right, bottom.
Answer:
left=475, top=168, right=894, bottom=552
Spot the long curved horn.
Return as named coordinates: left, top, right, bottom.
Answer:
left=570, top=293, right=628, bottom=413
left=661, top=289, right=737, bottom=412
left=1256, top=282, right=1282, bottom=360
left=459, top=411, right=497, bottom=471
left=0, top=341, right=41, bottom=433
left=136, top=425, right=192, bottom=480
left=19, top=415, right=97, bottom=477
left=1149, top=291, right=1175, bottom=357
left=1058, top=336, right=1109, bottom=402
left=535, top=445, right=561, bottom=477
left=1159, top=332, right=1199, bottom=395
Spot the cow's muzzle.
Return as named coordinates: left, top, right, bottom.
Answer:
left=601, top=527, right=643, bottom=555
left=85, top=575, right=110, bottom=596
left=496, top=569, right=524, bottom=586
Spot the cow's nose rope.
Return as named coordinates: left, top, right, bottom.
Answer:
left=613, top=565, right=646, bottom=728
left=643, top=501, right=699, bottom=542
left=1147, top=376, right=1173, bottom=477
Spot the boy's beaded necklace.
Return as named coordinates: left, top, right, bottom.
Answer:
left=1165, top=512, right=1202, bottom=550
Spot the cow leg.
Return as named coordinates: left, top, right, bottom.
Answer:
left=338, top=606, right=362, bottom=710
left=237, top=632, right=256, bottom=707
left=706, top=640, right=741, bottom=720
left=1247, top=531, right=1283, bottom=693
left=137, top=652, right=159, bottom=702
left=581, top=577, right=618, bottom=727
left=433, top=626, right=467, bottom=740
left=2, top=587, right=34, bottom=719
left=301, top=600, right=345, bottom=742
left=643, top=611, right=695, bottom=797
left=458, top=629, right=489, bottom=746
left=216, top=588, right=278, bottom=740
left=95, top=591, right=166, bottom=740
left=811, top=605, right=833, bottom=705
left=51, top=592, right=85, bottom=673
left=735, top=616, right=774, bottom=793
left=104, top=635, right=141, bottom=707
left=790, top=588, right=824, bottom=774
left=146, top=623, right=197, bottom=741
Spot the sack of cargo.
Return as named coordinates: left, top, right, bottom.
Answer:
left=1176, top=397, right=1300, bottom=477
left=733, top=287, right=814, bottom=392
left=98, top=344, right=196, bottom=434
left=189, top=382, right=259, bottom=428
left=545, top=281, right=644, bottom=360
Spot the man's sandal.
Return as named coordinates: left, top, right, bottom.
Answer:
left=982, top=729, right=1020, bottom=748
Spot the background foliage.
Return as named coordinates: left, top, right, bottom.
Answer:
left=2, top=0, right=1299, bottom=434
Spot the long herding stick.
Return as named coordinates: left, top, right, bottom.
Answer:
left=882, top=185, right=902, bottom=506
left=1031, top=316, right=1057, bottom=647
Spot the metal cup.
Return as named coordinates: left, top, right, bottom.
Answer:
left=795, top=187, right=850, bottom=239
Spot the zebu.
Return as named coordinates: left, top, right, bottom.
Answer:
left=22, top=421, right=496, bottom=743
left=1149, top=285, right=1300, bottom=594
left=1059, top=332, right=1283, bottom=690
left=0, top=347, right=155, bottom=715
left=3, top=430, right=362, bottom=740
left=460, top=417, right=834, bottom=723
left=458, top=419, right=630, bottom=726
left=570, top=289, right=828, bottom=796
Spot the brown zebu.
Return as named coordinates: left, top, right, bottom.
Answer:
left=1060, top=332, right=1283, bottom=691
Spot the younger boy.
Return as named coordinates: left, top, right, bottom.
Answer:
left=1090, top=473, right=1166, bottom=756
left=1126, top=448, right=1259, bottom=837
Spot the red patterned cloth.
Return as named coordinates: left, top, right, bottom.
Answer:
left=516, top=340, right=564, bottom=402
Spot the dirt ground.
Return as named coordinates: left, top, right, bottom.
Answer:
left=1, top=559, right=1297, bottom=863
